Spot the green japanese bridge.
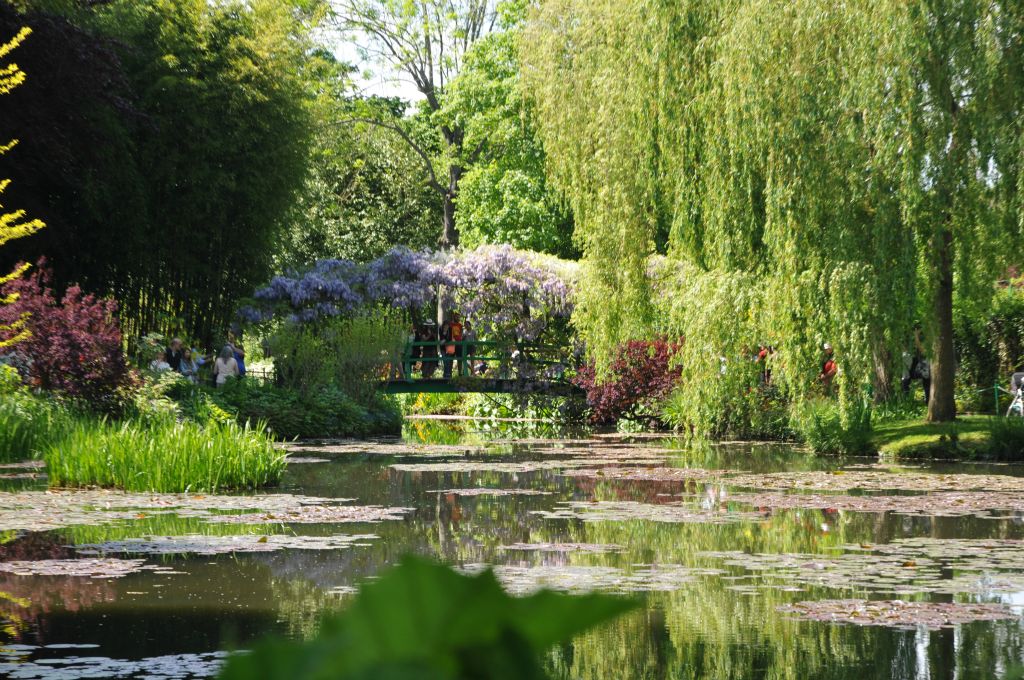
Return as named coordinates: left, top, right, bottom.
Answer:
left=380, top=340, right=584, bottom=397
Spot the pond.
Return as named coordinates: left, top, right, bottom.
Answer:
left=2, top=422, right=1024, bottom=679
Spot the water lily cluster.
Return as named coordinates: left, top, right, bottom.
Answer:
left=241, top=245, right=576, bottom=342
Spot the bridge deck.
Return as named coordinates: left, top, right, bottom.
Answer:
left=381, top=377, right=584, bottom=396
left=381, top=340, right=581, bottom=396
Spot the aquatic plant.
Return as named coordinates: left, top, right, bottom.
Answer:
left=44, top=417, right=285, bottom=493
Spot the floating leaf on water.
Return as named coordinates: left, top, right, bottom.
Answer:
left=498, top=542, right=624, bottom=554
left=560, top=467, right=733, bottom=482
left=73, top=533, right=379, bottom=556
left=0, top=558, right=175, bottom=578
left=0, top=490, right=361, bottom=533
left=391, top=458, right=665, bottom=473
left=205, top=505, right=411, bottom=525
left=460, top=563, right=721, bottom=595
left=533, top=501, right=766, bottom=525
left=777, top=599, right=1019, bottom=629
left=425, top=488, right=553, bottom=496
left=727, top=490, right=1024, bottom=517
left=0, top=462, right=45, bottom=471
left=702, top=538, right=1024, bottom=596
left=723, top=470, right=1024, bottom=493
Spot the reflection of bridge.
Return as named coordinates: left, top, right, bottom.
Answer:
left=380, top=340, right=584, bottom=397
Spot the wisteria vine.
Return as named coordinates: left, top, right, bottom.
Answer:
left=241, top=246, right=576, bottom=342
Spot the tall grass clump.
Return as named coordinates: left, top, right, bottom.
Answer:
left=45, top=417, right=284, bottom=493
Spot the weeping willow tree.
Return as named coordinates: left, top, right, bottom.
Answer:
left=523, top=0, right=1024, bottom=424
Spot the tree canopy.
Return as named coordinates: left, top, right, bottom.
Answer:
left=0, top=0, right=316, bottom=346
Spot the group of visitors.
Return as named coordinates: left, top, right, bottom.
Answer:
left=148, top=329, right=246, bottom=387
left=734, top=336, right=932, bottom=403
left=404, top=312, right=483, bottom=380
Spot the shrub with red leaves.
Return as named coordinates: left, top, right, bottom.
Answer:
left=0, top=261, right=133, bottom=410
left=574, top=339, right=682, bottom=425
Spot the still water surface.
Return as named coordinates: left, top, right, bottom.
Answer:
left=2, top=422, right=1024, bottom=679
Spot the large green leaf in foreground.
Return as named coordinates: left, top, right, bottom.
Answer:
left=219, top=556, right=639, bottom=680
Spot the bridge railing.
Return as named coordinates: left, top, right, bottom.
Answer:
left=395, top=340, right=570, bottom=383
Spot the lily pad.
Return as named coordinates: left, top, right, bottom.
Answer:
left=205, top=505, right=412, bottom=525
left=426, top=488, right=552, bottom=496
left=391, top=458, right=668, bottom=473
left=702, top=538, right=1024, bottom=596
left=0, top=558, right=175, bottom=578
left=533, top=500, right=766, bottom=524
left=74, top=533, right=378, bottom=556
left=498, top=542, right=623, bottom=553
left=722, top=470, right=1024, bottom=492
left=461, top=563, right=721, bottom=595
left=0, top=490, right=364, bottom=533
left=777, top=599, right=1018, bottom=629
left=561, top=467, right=732, bottom=482
left=727, top=490, right=1024, bottom=517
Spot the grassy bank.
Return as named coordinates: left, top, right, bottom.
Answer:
left=873, top=415, right=1024, bottom=460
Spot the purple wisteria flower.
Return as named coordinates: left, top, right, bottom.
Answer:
left=241, top=246, right=576, bottom=342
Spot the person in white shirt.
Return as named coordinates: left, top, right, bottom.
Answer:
left=149, top=350, right=171, bottom=373
left=213, top=345, right=239, bottom=387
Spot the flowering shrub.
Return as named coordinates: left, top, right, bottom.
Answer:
left=573, top=339, right=682, bottom=425
left=242, top=245, right=575, bottom=343
left=0, top=262, right=134, bottom=410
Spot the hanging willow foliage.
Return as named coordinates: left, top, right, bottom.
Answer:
left=523, top=0, right=1024, bottom=423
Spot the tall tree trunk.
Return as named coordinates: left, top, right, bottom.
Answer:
left=440, top=164, right=462, bottom=249
left=928, top=228, right=956, bottom=422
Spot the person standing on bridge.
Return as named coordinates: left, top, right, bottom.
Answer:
left=442, top=312, right=464, bottom=379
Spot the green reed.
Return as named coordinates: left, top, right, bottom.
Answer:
left=45, top=416, right=285, bottom=493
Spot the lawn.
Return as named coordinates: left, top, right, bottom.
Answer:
left=873, top=415, right=1016, bottom=460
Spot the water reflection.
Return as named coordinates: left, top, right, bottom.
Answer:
left=0, top=423, right=1023, bottom=678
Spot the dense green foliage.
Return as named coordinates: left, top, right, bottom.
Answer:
left=954, top=283, right=1024, bottom=412
left=212, top=380, right=401, bottom=440
left=523, top=0, right=1024, bottom=426
left=274, top=95, right=443, bottom=270
left=268, top=313, right=408, bottom=403
left=792, top=399, right=874, bottom=457
left=446, top=26, right=575, bottom=258
left=219, top=556, right=637, bottom=680
left=0, top=1, right=315, bottom=345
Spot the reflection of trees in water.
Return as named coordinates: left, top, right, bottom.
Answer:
left=0, top=532, right=114, bottom=642
left=530, top=505, right=1024, bottom=679
left=0, top=572, right=117, bottom=643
